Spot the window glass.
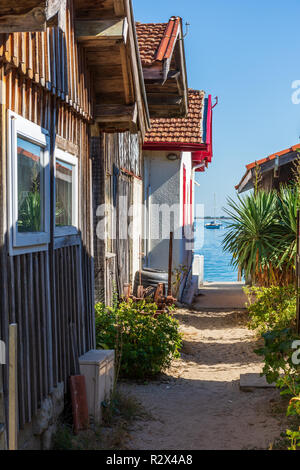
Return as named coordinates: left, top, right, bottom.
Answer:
left=56, top=159, right=73, bottom=227
left=17, top=136, right=43, bottom=233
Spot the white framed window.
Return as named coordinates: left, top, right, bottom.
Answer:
left=8, top=111, right=50, bottom=255
left=54, top=148, right=78, bottom=237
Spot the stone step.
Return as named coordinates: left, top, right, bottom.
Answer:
left=240, top=373, right=276, bottom=390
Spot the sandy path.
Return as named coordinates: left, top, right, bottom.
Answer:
left=120, top=307, right=288, bottom=450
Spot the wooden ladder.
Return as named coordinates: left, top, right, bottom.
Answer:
left=0, top=367, right=7, bottom=450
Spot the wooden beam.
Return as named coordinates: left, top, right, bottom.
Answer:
left=0, top=0, right=45, bottom=15
left=113, top=0, right=126, bottom=17
left=147, top=93, right=183, bottom=106
left=119, top=44, right=131, bottom=104
left=95, top=103, right=137, bottom=123
left=75, top=19, right=128, bottom=44
left=143, top=68, right=164, bottom=82
left=0, top=7, right=46, bottom=32
left=74, top=0, right=116, bottom=19
left=0, top=0, right=62, bottom=32
left=148, top=105, right=185, bottom=119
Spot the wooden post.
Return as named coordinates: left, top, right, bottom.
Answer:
left=296, top=210, right=300, bottom=335
left=137, top=235, right=144, bottom=298
left=8, top=324, right=18, bottom=450
left=167, top=232, right=174, bottom=297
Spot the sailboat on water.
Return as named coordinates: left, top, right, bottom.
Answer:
left=205, top=194, right=222, bottom=230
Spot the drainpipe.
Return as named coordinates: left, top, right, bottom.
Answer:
left=181, top=162, right=206, bottom=298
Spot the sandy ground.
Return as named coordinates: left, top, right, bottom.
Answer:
left=120, top=306, right=289, bottom=450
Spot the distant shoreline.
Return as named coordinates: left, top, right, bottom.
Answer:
left=195, top=217, right=232, bottom=220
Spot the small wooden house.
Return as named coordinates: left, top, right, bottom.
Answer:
left=235, top=144, right=300, bottom=193
left=142, top=90, right=214, bottom=298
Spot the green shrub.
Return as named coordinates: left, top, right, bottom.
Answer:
left=255, top=328, right=300, bottom=384
left=255, top=327, right=300, bottom=443
left=244, top=285, right=296, bottom=334
left=95, top=299, right=182, bottom=379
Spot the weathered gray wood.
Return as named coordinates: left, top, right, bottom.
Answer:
left=49, top=94, right=58, bottom=389
left=45, top=251, right=53, bottom=392
left=40, top=252, right=49, bottom=397
left=33, top=253, right=43, bottom=405
left=21, top=256, right=31, bottom=423
left=0, top=6, right=46, bottom=33
left=8, top=257, right=16, bottom=325
left=0, top=66, right=9, bottom=436
left=27, top=254, right=38, bottom=416
left=95, top=103, right=137, bottom=124
left=54, top=234, right=81, bottom=250
left=55, top=250, right=63, bottom=383
left=14, top=257, right=25, bottom=428
left=8, top=324, right=18, bottom=450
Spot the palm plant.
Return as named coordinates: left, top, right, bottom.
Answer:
left=276, top=185, right=300, bottom=268
left=222, top=190, right=283, bottom=285
left=18, top=190, right=41, bottom=232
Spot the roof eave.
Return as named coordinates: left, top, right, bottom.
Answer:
left=143, top=141, right=208, bottom=152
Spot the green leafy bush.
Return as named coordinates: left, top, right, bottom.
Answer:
left=255, top=328, right=300, bottom=385
left=255, top=328, right=300, bottom=422
left=244, top=285, right=296, bottom=334
left=95, top=299, right=182, bottom=379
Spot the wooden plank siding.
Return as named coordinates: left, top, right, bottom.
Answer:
left=0, top=1, right=95, bottom=433
left=93, top=131, right=141, bottom=304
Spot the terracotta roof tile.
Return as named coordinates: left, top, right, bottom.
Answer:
left=136, top=22, right=168, bottom=65
left=145, top=89, right=205, bottom=145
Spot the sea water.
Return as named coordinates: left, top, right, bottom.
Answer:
left=194, top=219, right=239, bottom=282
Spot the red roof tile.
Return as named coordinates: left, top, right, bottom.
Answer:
left=145, top=89, right=205, bottom=144
left=136, top=17, right=181, bottom=66
left=246, top=144, right=300, bottom=170
left=235, top=143, right=300, bottom=190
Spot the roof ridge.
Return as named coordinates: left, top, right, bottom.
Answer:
left=155, top=17, right=181, bottom=62
left=136, top=16, right=181, bottom=66
left=246, top=143, right=300, bottom=170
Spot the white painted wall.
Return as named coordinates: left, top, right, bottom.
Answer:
left=143, top=150, right=195, bottom=294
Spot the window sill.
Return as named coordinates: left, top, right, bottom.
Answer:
left=9, top=243, right=49, bottom=256
left=54, top=233, right=81, bottom=249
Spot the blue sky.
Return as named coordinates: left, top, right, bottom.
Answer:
left=133, top=0, right=300, bottom=215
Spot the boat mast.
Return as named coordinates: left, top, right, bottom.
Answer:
left=214, top=193, right=216, bottom=222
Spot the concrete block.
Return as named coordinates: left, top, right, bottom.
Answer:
left=240, top=373, right=276, bottom=390
left=79, top=349, right=115, bottom=425
left=193, top=255, right=204, bottom=287
left=181, top=275, right=199, bottom=305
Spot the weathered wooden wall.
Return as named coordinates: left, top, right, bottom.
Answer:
left=0, top=0, right=95, bottom=433
left=92, top=131, right=142, bottom=305
left=260, top=162, right=295, bottom=192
